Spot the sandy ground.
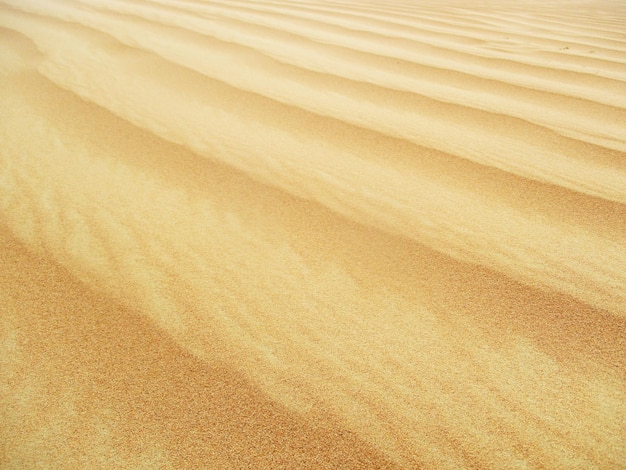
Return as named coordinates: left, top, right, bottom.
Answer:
left=1, top=0, right=625, bottom=468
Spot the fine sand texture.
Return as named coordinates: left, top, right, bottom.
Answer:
left=1, top=0, right=625, bottom=468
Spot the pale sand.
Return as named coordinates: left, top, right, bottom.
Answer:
left=0, top=0, right=625, bottom=467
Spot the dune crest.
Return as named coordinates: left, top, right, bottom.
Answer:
left=1, top=0, right=625, bottom=468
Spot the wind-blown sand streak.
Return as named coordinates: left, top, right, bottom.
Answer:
left=1, top=0, right=625, bottom=468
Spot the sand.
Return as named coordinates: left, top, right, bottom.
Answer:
left=0, top=0, right=625, bottom=468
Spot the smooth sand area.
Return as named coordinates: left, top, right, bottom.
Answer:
left=1, top=0, right=625, bottom=468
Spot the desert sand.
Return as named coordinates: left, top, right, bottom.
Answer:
left=0, top=0, right=625, bottom=468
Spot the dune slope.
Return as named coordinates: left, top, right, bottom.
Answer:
left=1, top=0, right=625, bottom=468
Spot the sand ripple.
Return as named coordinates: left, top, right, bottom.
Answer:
left=1, top=0, right=625, bottom=467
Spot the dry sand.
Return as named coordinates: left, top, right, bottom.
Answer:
left=1, top=0, right=625, bottom=467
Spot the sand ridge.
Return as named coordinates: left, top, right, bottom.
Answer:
left=1, top=0, right=625, bottom=468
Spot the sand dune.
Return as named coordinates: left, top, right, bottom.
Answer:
left=1, top=0, right=625, bottom=468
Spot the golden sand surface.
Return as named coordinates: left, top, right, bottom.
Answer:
left=1, top=0, right=625, bottom=467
